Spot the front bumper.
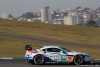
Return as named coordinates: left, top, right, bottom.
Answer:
left=84, top=55, right=92, bottom=62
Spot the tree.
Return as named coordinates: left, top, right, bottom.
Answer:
left=8, top=14, right=14, bottom=18
left=21, top=12, right=34, bottom=19
left=87, top=20, right=97, bottom=26
left=76, top=7, right=82, bottom=9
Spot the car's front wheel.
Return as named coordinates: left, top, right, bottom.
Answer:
left=34, top=54, right=45, bottom=65
left=74, top=55, right=84, bottom=65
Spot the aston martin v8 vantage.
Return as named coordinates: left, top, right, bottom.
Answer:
left=25, top=45, right=92, bottom=65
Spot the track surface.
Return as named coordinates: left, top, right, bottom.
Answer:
left=0, top=59, right=100, bottom=67
left=0, top=32, right=100, bottom=49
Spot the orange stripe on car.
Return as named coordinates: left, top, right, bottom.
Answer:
left=38, top=48, right=43, bottom=52
left=28, top=50, right=36, bottom=54
left=68, top=56, right=74, bottom=62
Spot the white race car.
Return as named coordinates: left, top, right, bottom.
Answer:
left=25, top=45, right=92, bottom=65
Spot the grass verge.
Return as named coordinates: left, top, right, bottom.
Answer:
left=0, top=20, right=100, bottom=46
left=0, top=36, right=99, bottom=59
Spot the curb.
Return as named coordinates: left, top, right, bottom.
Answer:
left=0, top=57, right=25, bottom=60
left=13, top=58, right=25, bottom=60
left=0, top=57, right=13, bottom=60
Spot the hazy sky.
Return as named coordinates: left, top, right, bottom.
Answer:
left=0, top=0, right=100, bottom=16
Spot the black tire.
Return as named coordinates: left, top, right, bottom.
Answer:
left=74, top=55, right=84, bottom=65
left=34, top=54, right=45, bottom=65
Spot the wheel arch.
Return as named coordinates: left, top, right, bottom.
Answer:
left=67, top=54, right=84, bottom=62
left=33, top=54, right=45, bottom=59
left=73, top=54, right=84, bottom=65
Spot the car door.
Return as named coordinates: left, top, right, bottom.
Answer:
left=60, top=50, right=68, bottom=62
left=45, top=48, right=68, bottom=62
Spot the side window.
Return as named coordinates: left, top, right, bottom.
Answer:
left=47, top=48, right=61, bottom=52
left=63, top=51, right=66, bottom=53
left=42, top=49, right=46, bottom=51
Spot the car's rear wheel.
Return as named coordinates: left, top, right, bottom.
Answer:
left=34, top=54, right=45, bottom=65
left=74, top=55, right=84, bottom=65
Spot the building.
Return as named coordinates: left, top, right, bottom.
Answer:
left=64, top=12, right=80, bottom=25
left=41, top=6, right=52, bottom=22
left=1, top=12, right=8, bottom=19
left=83, top=13, right=91, bottom=24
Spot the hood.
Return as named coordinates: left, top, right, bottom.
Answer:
left=67, top=51, right=88, bottom=55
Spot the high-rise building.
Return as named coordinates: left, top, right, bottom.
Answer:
left=41, top=6, right=52, bottom=22
left=64, top=12, right=80, bottom=25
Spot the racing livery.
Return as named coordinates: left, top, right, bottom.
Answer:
left=25, top=45, right=92, bottom=65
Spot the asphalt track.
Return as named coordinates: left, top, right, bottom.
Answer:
left=0, top=59, right=100, bottom=67
left=0, top=32, right=100, bottom=49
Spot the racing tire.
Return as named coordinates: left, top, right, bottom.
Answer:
left=74, top=55, right=84, bottom=65
left=34, top=54, right=45, bottom=65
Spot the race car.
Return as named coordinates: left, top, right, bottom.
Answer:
left=25, top=45, right=92, bottom=65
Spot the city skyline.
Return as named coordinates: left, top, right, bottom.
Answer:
left=0, top=0, right=100, bottom=16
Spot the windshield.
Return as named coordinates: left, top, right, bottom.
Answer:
left=61, top=47, right=71, bottom=52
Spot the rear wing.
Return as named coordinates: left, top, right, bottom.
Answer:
left=25, top=45, right=32, bottom=50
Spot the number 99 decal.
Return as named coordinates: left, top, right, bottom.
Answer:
left=61, top=55, right=67, bottom=61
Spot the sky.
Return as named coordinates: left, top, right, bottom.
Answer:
left=0, top=0, right=100, bottom=17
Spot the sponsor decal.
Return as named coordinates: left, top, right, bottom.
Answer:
left=61, top=55, right=67, bottom=61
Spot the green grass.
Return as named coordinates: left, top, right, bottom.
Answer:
left=0, top=20, right=100, bottom=46
left=0, top=20, right=100, bottom=59
left=0, top=36, right=99, bottom=59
